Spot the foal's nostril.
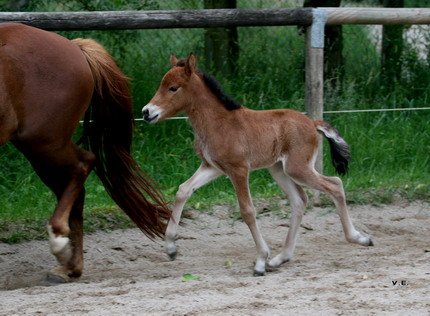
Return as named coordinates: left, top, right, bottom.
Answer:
left=142, top=109, right=149, bottom=120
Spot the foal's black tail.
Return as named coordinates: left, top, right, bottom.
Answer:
left=315, top=120, right=351, bottom=175
left=73, top=38, right=170, bottom=239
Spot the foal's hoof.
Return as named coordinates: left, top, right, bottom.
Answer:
left=166, top=242, right=178, bottom=261
left=253, top=269, right=266, bottom=277
left=167, top=251, right=177, bottom=261
left=268, top=255, right=290, bottom=269
left=355, top=235, right=374, bottom=247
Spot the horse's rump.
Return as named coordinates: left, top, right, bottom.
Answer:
left=0, top=23, right=94, bottom=147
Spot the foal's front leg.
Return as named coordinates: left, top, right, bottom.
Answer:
left=165, top=163, right=222, bottom=260
left=229, top=169, right=270, bottom=276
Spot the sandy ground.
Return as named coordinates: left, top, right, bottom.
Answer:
left=0, top=200, right=429, bottom=315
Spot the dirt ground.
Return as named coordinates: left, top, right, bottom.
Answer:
left=0, top=200, right=429, bottom=315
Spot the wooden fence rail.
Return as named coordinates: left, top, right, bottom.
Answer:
left=1, top=8, right=430, bottom=31
left=325, top=8, right=430, bottom=25
left=0, top=9, right=312, bottom=30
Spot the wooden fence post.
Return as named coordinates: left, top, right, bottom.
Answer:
left=305, top=8, right=326, bottom=205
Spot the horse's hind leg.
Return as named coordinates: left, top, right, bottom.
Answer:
left=165, top=162, right=222, bottom=260
left=23, top=143, right=95, bottom=281
left=47, top=188, right=87, bottom=282
left=66, top=189, right=85, bottom=277
left=286, top=157, right=373, bottom=247
left=267, top=162, right=308, bottom=268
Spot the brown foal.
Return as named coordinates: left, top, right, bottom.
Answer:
left=143, top=54, right=372, bottom=276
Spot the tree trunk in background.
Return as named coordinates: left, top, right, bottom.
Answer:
left=304, top=0, right=344, bottom=93
left=204, top=0, right=238, bottom=77
left=380, top=0, right=404, bottom=90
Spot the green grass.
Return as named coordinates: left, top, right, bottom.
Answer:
left=326, top=110, right=430, bottom=201
left=1, top=2, right=430, bottom=243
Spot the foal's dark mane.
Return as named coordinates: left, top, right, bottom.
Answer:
left=176, top=59, right=241, bottom=111
left=199, top=72, right=241, bottom=111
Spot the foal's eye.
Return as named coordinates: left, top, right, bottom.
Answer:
left=168, top=86, right=178, bottom=92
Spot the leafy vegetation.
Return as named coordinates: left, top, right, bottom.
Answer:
left=0, top=1, right=429, bottom=242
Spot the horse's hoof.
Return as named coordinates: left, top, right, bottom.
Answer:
left=46, top=272, right=70, bottom=284
left=47, top=266, right=72, bottom=284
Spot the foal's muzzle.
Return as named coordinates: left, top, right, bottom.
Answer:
left=142, top=109, right=151, bottom=121
left=142, top=103, right=162, bottom=124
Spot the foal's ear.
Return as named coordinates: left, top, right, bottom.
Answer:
left=170, top=54, right=178, bottom=67
left=185, top=53, right=197, bottom=76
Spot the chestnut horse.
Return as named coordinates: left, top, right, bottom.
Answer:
left=143, top=54, right=373, bottom=276
left=0, top=23, right=170, bottom=282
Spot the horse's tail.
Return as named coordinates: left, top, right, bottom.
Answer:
left=314, top=120, right=351, bottom=175
left=72, top=38, right=170, bottom=239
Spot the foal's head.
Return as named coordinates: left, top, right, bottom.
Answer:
left=142, top=54, right=198, bottom=123
left=143, top=53, right=241, bottom=123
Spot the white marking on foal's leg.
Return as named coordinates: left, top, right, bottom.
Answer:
left=253, top=233, right=270, bottom=276
left=165, top=164, right=222, bottom=260
left=341, top=214, right=373, bottom=246
left=324, top=177, right=373, bottom=247
left=268, top=165, right=306, bottom=268
left=47, top=225, right=72, bottom=264
left=346, top=230, right=373, bottom=246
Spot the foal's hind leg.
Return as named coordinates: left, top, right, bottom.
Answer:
left=165, top=163, right=222, bottom=260
left=286, top=160, right=373, bottom=247
left=267, top=163, right=308, bottom=268
left=229, top=168, right=270, bottom=276
left=23, top=143, right=95, bottom=281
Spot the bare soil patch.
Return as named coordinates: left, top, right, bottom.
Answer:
left=1, top=201, right=429, bottom=315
